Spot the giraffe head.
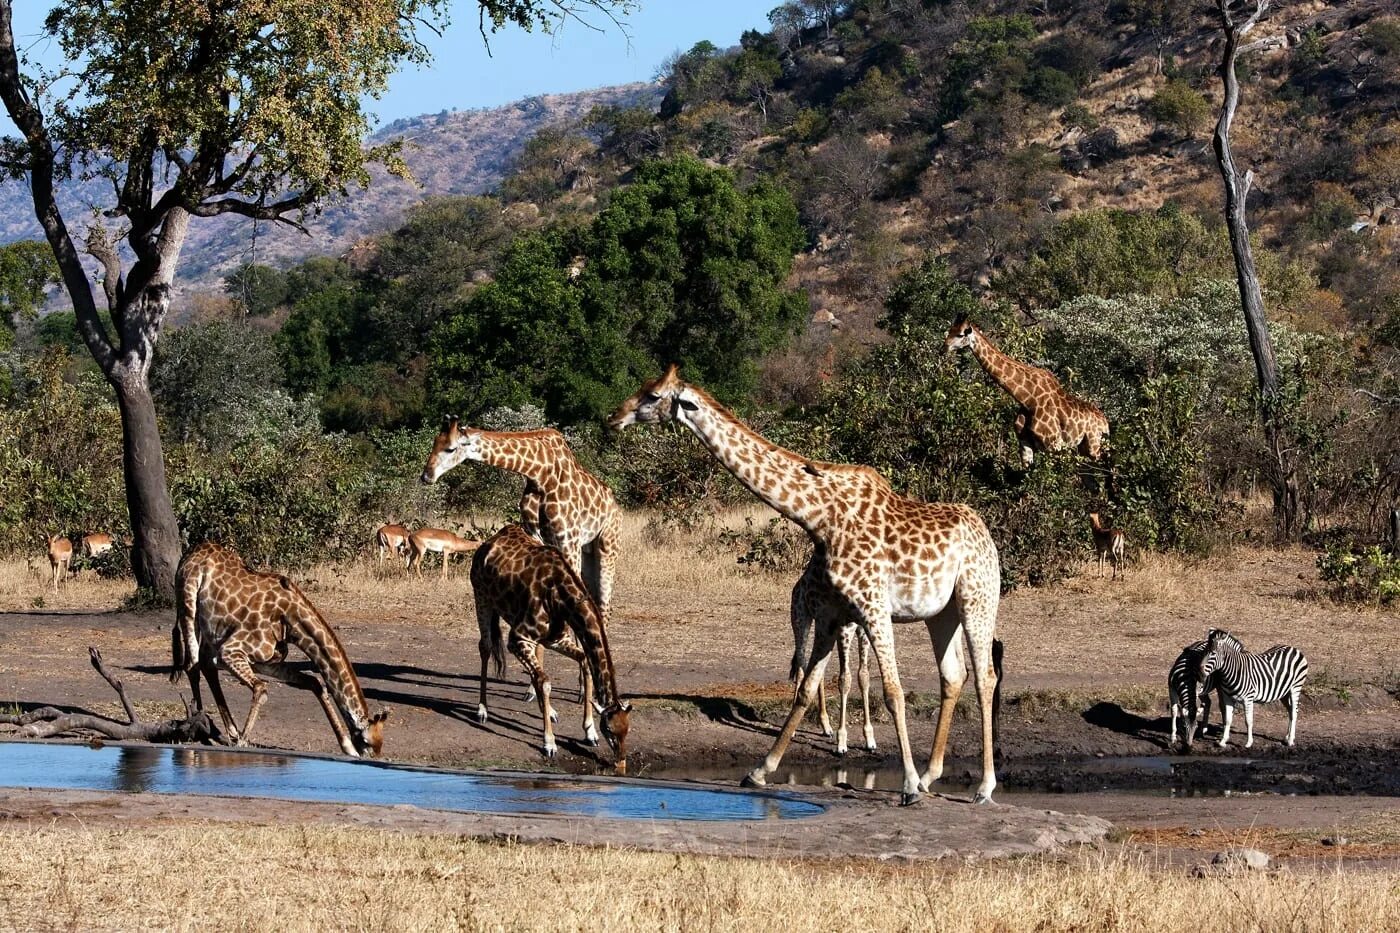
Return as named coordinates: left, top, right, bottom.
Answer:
left=944, top=313, right=978, bottom=353
left=607, top=364, right=693, bottom=430
left=592, top=699, right=632, bottom=773
left=421, top=415, right=486, bottom=484
left=351, top=707, right=392, bottom=758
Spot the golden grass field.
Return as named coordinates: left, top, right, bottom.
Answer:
left=0, top=821, right=1397, bottom=932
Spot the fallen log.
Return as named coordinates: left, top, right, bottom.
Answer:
left=0, top=647, right=220, bottom=744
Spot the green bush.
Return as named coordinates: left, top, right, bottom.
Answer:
left=1147, top=79, right=1210, bottom=137
left=1318, top=543, right=1400, bottom=605
left=1024, top=67, right=1078, bottom=108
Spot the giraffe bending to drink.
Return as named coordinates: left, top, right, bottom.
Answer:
left=170, top=542, right=390, bottom=757
left=610, top=365, right=1002, bottom=804
left=471, top=524, right=630, bottom=773
left=945, top=314, right=1109, bottom=466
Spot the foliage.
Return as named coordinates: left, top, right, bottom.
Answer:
left=0, top=242, right=58, bottom=330
left=152, top=320, right=313, bottom=448
left=1146, top=79, right=1211, bottom=137
left=223, top=264, right=290, bottom=316
left=1003, top=206, right=1231, bottom=307
left=428, top=156, right=807, bottom=423
left=1318, top=543, right=1400, bottom=605
left=713, top=515, right=810, bottom=575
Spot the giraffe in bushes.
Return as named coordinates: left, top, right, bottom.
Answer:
left=609, top=365, right=1003, bottom=805
left=945, top=314, right=1109, bottom=466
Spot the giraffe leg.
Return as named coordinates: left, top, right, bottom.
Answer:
left=512, top=636, right=555, bottom=758
left=864, top=614, right=925, bottom=805
left=548, top=631, right=598, bottom=746
left=475, top=604, right=498, bottom=724
left=921, top=608, right=967, bottom=790
left=220, top=651, right=268, bottom=747
left=835, top=625, right=852, bottom=755
left=951, top=565, right=1000, bottom=803
left=857, top=630, right=876, bottom=751
left=743, top=621, right=839, bottom=790
left=257, top=663, right=358, bottom=757
left=788, top=570, right=831, bottom=736
left=201, top=659, right=238, bottom=742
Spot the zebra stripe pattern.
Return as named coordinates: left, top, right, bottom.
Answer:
left=1198, top=628, right=1309, bottom=748
left=1168, top=631, right=1244, bottom=750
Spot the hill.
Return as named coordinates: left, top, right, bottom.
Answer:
left=0, top=81, right=661, bottom=289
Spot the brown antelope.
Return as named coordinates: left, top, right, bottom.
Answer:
left=375, top=523, right=411, bottom=568
left=408, top=527, right=480, bottom=578
left=46, top=535, right=72, bottom=592
left=81, top=533, right=115, bottom=559
left=1088, top=512, right=1126, bottom=580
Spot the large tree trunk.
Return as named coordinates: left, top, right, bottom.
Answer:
left=111, top=369, right=182, bottom=595
left=1212, top=0, right=1297, bottom=537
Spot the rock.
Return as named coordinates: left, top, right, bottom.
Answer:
left=1211, top=847, right=1271, bottom=871
left=1321, top=836, right=1348, bottom=847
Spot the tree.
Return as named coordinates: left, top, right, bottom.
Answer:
left=1209, top=0, right=1296, bottom=534
left=0, top=240, right=58, bottom=331
left=768, top=3, right=809, bottom=50
left=0, top=1, right=632, bottom=597
left=429, top=155, right=807, bottom=422
left=223, top=264, right=290, bottom=317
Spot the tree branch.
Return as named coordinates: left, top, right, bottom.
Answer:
left=0, top=1, right=115, bottom=373
left=83, top=224, right=123, bottom=313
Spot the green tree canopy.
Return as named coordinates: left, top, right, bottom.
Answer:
left=0, top=241, right=58, bottom=330
left=429, top=155, right=807, bottom=423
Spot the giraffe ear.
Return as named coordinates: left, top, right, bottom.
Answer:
left=370, top=707, right=391, bottom=725
left=662, top=362, right=681, bottom=382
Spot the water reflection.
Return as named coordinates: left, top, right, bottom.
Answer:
left=0, top=742, right=824, bottom=822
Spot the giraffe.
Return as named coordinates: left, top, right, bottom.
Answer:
left=375, top=523, right=411, bottom=568
left=790, top=563, right=876, bottom=756
left=45, top=535, right=71, bottom=592
left=1088, top=512, right=1126, bottom=580
left=421, top=419, right=619, bottom=619
left=471, top=524, right=631, bottom=773
left=407, top=527, right=480, bottom=578
left=422, top=418, right=620, bottom=700
left=609, top=365, right=1002, bottom=804
left=169, top=542, right=390, bottom=757
left=945, top=314, right=1109, bottom=466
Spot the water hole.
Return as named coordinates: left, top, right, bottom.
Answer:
left=0, top=741, right=825, bottom=822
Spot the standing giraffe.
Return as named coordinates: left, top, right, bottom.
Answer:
left=421, top=419, right=619, bottom=618
left=170, top=542, right=390, bottom=757
left=45, top=535, right=72, bottom=592
left=945, top=314, right=1109, bottom=466
left=471, top=524, right=631, bottom=772
left=610, top=365, right=1002, bottom=804
left=422, top=419, right=620, bottom=699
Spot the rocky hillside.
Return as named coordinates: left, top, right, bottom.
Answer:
left=0, top=81, right=661, bottom=288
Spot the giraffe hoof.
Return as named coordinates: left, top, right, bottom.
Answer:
left=542, top=744, right=557, bottom=759
left=973, top=792, right=993, bottom=805
left=548, top=709, right=560, bottom=724
left=899, top=791, right=921, bottom=807
left=740, top=771, right=766, bottom=789
left=476, top=704, right=488, bottom=724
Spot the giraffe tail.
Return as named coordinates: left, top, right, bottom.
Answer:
left=170, top=560, right=202, bottom=683
left=992, top=638, right=1004, bottom=753
left=169, top=622, right=185, bottom=684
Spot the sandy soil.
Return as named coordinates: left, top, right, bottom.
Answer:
left=0, top=545, right=1396, bottom=860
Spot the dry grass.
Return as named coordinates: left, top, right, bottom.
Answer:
left=0, top=821, right=1395, bottom=932
left=0, top=559, right=134, bottom=613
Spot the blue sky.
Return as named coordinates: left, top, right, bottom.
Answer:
left=3, top=2, right=770, bottom=133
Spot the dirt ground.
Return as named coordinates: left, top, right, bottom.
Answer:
left=0, top=541, right=1397, bottom=863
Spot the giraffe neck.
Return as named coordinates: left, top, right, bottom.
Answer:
left=673, top=386, right=828, bottom=534
left=285, top=594, right=372, bottom=730
left=472, top=431, right=564, bottom=487
left=969, top=327, right=1040, bottom=408
left=561, top=578, right=623, bottom=709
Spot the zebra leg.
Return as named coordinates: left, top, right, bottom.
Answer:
left=1243, top=699, right=1255, bottom=749
left=1285, top=689, right=1299, bottom=746
left=1218, top=702, right=1233, bottom=748
left=1169, top=698, right=1179, bottom=749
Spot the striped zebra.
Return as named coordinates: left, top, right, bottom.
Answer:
left=1168, top=631, right=1245, bottom=750
left=1197, top=628, right=1309, bottom=749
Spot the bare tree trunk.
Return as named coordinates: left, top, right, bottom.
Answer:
left=1211, top=0, right=1297, bottom=536
left=112, top=370, right=183, bottom=595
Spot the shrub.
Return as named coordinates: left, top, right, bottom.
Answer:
left=1147, top=79, right=1210, bottom=137
left=1318, top=542, right=1400, bottom=605
left=1060, top=102, right=1098, bottom=131
left=713, top=515, right=811, bottom=575
left=1024, top=67, right=1078, bottom=108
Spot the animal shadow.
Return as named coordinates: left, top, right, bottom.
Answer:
left=1081, top=701, right=1175, bottom=750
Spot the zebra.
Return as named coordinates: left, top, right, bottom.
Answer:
left=1168, top=630, right=1245, bottom=751
left=1197, top=628, right=1309, bottom=749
